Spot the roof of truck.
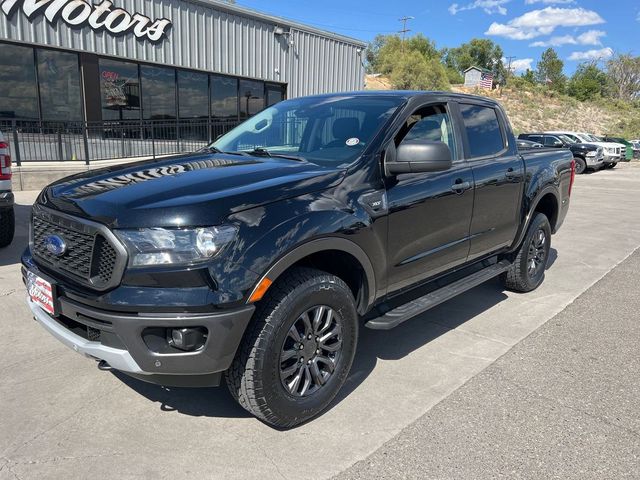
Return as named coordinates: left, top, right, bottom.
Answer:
left=296, top=90, right=502, bottom=104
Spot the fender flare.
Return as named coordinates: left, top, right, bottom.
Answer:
left=247, top=237, right=377, bottom=313
left=510, top=185, right=560, bottom=252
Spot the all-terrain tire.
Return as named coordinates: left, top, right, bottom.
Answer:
left=501, top=213, right=551, bottom=293
left=225, top=267, right=358, bottom=428
left=0, top=207, right=15, bottom=248
left=574, top=157, right=586, bottom=175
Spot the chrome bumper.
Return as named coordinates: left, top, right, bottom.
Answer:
left=28, top=298, right=145, bottom=374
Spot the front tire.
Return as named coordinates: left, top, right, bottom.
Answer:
left=574, top=157, right=587, bottom=175
left=502, top=213, right=551, bottom=293
left=226, top=267, right=358, bottom=428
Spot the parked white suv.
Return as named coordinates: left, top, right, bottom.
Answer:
left=546, top=131, right=624, bottom=169
left=0, top=130, right=15, bottom=247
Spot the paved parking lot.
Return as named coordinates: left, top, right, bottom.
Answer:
left=1, top=163, right=640, bottom=480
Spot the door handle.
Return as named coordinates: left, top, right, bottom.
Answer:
left=505, top=168, right=520, bottom=179
left=451, top=181, right=472, bottom=193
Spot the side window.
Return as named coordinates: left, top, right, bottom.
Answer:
left=459, top=103, right=505, bottom=158
left=528, top=135, right=543, bottom=144
left=544, top=136, right=558, bottom=147
left=396, top=105, right=457, bottom=160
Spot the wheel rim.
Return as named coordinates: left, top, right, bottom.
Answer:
left=527, top=229, right=547, bottom=278
left=279, top=305, right=343, bottom=397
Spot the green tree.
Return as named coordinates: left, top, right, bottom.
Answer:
left=390, top=51, right=450, bottom=90
left=366, top=34, right=441, bottom=75
left=520, top=69, right=536, bottom=85
left=567, top=63, right=609, bottom=101
left=606, top=54, right=640, bottom=101
left=443, top=38, right=507, bottom=84
left=536, top=48, right=566, bottom=92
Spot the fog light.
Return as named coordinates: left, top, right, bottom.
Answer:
left=168, top=327, right=207, bottom=352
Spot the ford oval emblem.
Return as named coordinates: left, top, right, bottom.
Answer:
left=44, top=235, right=67, bottom=256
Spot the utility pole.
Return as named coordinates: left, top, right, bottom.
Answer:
left=505, top=56, right=516, bottom=75
left=398, top=16, right=414, bottom=53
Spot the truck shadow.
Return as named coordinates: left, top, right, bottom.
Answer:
left=115, top=254, right=559, bottom=425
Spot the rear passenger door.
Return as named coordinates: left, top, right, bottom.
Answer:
left=457, top=102, right=524, bottom=261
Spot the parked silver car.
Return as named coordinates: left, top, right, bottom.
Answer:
left=0, top=130, right=15, bottom=247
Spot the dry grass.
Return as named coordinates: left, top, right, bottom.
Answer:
left=364, top=74, right=640, bottom=137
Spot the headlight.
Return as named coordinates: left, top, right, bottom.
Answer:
left=586, top=151, right=597, bottom=157
left=115, top=226, right=237, bottom=267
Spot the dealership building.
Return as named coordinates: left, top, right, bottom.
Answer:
left=0, top=0, right=366, bottom=130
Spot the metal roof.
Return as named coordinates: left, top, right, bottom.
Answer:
left=187, top=0, right=367, bottom=47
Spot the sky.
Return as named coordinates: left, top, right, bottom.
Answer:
left=235, top=0, right=640, bottom=74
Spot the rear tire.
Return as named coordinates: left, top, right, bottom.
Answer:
left=502, top=213, right=551, bottom=293
left=226, top=267, right=358, bottom=428
left=574, top=157, right=586, bottom=174
left=0, top=207, right=15, bottom=248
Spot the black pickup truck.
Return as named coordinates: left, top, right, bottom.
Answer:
left=23, top=92, right=574, bottom=427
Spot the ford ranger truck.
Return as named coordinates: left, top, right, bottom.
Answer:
left=23, top=92, right=574, bottom=427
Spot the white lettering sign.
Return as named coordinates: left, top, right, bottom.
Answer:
left=1, top=0, right=171, bottom=43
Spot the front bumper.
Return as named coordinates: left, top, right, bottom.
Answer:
left=603, top=154, right=620, bottom=166
left=585, top=155, right=605, bottom=168
left=24, top=264, right=255, bottom=387
left=0, top=191, right=14, bottom=208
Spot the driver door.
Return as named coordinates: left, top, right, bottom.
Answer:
left=385, top=102, right=474, bottom=293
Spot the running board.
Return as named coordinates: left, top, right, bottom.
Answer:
left=365, top=260, right=511, bottom=330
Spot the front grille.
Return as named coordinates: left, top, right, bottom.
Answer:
left=33, top=216, right=94, bottom=279
left=31, top=206, right=125, bottom=290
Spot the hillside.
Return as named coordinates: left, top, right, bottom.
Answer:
left=364, top=74, right=640, bottom=138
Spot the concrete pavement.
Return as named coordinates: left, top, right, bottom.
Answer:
left=335, top=248, right=640, bottom=480
left=1, top=163, right=639, bottom=479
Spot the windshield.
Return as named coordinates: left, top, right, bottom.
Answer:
left=558, top=135, right=575, bottom=144
left=211, top=95, right=404, bottom=168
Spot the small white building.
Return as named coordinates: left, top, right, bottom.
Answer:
left=464, top=67, right=494, bottom=89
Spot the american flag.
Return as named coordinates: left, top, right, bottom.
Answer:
left=480, top=72, right=494, bottom=89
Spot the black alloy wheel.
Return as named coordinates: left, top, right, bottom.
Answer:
left=279, top=305, right=342, bottom=397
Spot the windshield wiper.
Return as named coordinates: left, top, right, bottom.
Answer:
left=246, top=147, right=306, bottom=162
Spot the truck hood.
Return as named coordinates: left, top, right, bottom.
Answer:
left=41, top=152, right=346, bottom=228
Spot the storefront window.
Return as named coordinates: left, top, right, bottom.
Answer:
left=141, top=65, right=176, bottom=120
left=211, top=75, right=238, bottom=120
left=178, top=70, right=208, bottom=119
left=36, top=49, right=82, bottom=121
left=0, top=43, right=39, bottom=120
left=99, top=59, right=140, bottom=121
left=239, top=79, right=265, bottom=119
left=266, top=83, right=286, bottom=107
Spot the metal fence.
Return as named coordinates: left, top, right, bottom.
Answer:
left=0, top=119, right=240, bottom=165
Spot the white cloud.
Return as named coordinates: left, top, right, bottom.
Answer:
left=449, top=0, right=510, bottom=16
left=568, top=47, right=614, bottom=61
left=525, top=0, right=575, bottom=4
left=485, top=7, right=605, bottom=40
left=503, top=58, right=534, bottom=72
left=529, top=29, right=606, bottom=47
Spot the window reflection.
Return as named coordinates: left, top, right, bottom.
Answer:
left=266, top=83, right=285, bottom=107
left=99, top=59, right=140, bottom=121
left=0, top=43, right=38, bottom=120
left=141, top=65, right=176, bottom=120
left=239, top=79, right=264, bottom=119
left=178, top=70, right=208, bottom=119
left=211, top=75, right=238, bottom=119
left=37, top=49, right=82, bottom=121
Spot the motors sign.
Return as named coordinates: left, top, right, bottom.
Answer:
left=0, top=0, right=171, bottom=43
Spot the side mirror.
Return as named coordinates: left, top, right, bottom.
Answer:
left=386, top=140, right=453, bottom=175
